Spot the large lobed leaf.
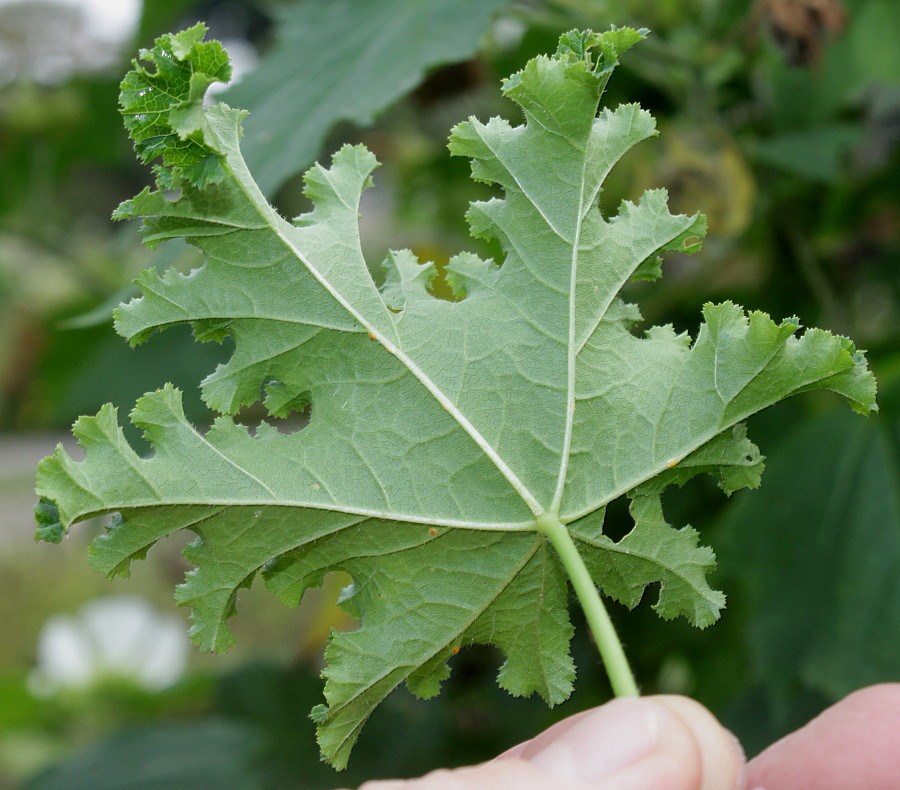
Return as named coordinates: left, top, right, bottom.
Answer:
left=36, top=25, right=876, bottom=768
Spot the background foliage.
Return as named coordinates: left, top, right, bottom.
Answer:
left=1, top=0, right=898, bottom=787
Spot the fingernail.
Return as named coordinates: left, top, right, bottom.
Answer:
left=526, top=699, right=661, bottom=782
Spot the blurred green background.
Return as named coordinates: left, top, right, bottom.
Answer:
left=1, top=0, right=898, bottom=787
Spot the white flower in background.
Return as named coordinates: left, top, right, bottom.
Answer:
left=490, top=16, right=526, bottom=50
left=0, top=0, right=143, bottom=85
left=29, top=595, right=189, bottom=697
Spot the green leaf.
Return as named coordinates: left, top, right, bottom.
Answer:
left=717, top=407, right=900, bottom=717
left=33, top=497, right=64, bottom=544
left=118, top=24, right=233, bottom=191
left=25, top=721, right=260, bottom=790
left=36, top=26, right=876, bottom=768
left=755, top=125, right=863, bottom=182
left=223, top=0, right=511, bottom=195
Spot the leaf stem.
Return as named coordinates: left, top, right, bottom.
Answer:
left=536, top=512, right=639, bottom=698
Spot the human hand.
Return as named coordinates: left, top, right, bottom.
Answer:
left=352, top=683, right=900, bottom=789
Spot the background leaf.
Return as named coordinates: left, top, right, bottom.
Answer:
left=717, top=396, right=900, bottom=723
left=24, top=720, right=260, bottom=790
left=224, top=0, right=511, bottom=195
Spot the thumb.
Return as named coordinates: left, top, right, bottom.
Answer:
left=504, top=696, right=745, bottom=789
left=358, top=695, right=746, bottom=789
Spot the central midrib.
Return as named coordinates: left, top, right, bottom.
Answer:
left=550, top=139, right=591, bottom=514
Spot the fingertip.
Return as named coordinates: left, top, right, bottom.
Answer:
left=650, top=696, right=747, bottom=790
left=361, top=696, right=747, bottom=790
left=511, top=696, right=745, bottom=789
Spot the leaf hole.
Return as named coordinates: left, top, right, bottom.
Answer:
left=601, top=496, right=634, bottom=542
left=233, top=396, right=311, bottom=437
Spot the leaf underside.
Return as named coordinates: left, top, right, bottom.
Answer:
left=35, top=24, right=876, bottom=769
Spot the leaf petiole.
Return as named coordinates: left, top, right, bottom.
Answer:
left=536, top=512, right=640, bottom=698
